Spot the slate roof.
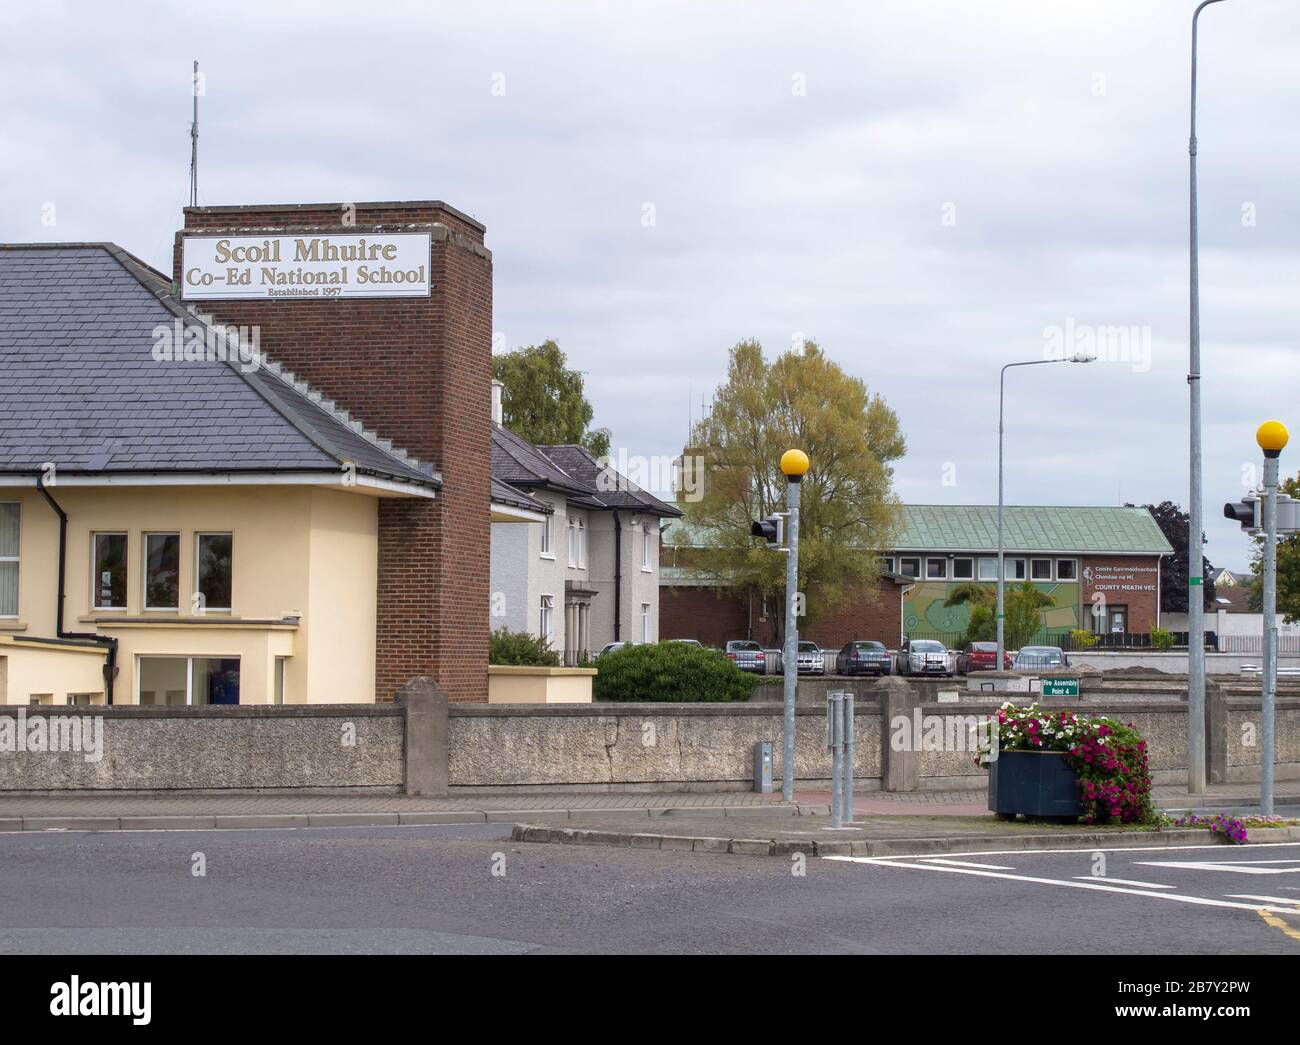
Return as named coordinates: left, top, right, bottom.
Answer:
left=893, top=505, right=1173, bottom=556
left=0, top=243, right=437, bottom=489
left=539, top=444, right=682, bottom=518
left=490, top=425, right=590, bottom=497
left=491, top=477, right=550, bottom=515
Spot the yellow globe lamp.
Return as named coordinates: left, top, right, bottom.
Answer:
left=1257, top=420, right=1289, bottom=458
left=780, top=449, right=810, bottom=482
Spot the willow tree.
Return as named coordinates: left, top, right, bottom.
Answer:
left=676, top=339, right=905, bottom=632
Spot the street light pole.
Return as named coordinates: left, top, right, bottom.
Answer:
left=996, top=355, right=1094, bottom=670
left=779, top=448, right=809, bottom=803
left=1256, top=421, right=1288, bottom=815
left=1187, top=0, right=1228, bottom=796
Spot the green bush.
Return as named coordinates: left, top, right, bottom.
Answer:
left=1069, top=628, right=1099, bottom=650
left=1149, top=627, right=1175, bottom=651
left=594, top=643, right=757, bottom=702
left=489, top=627, right=559, bottom=667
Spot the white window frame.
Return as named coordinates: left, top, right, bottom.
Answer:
left=952, top=557, right=974, bottom=580
left=1056, top=558, right=1078, bottom=581
left=540, top=513, right=554, bottom=558
left=195, top=531, right=233, bottom=613
left=135, top=655, right=241, bottom=706
left=881, top=556, right=895, bottom=573
left=539, top=594, right=554, bottom=640
left=577, top=517, right=587, bottom=569
left=0, top=501, right=20, bottom=618
left=1030, top=557, right=1053, bottom=581
left=640, top=602, right=651, bottom=642
left=274, top=656, right=287, bottom=705
left=925, top=557, right=947, bottom=580
left=1005, top=557, right=1027, bottom=581
left=91, top=531, right=128, bottom=611
left=899, top=556, right=921, bottom=579
left=566, top=516, right=577, bottom=568
left=143, top=532, right=181, bottom=612
left=641, top=524, right=653, bottom=572
left=977, top=557, right=998, bottom=581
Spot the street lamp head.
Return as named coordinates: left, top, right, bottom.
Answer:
left=780, top=448, right=810, bottom=481
left=1257, top=420, right=1289, bottom=458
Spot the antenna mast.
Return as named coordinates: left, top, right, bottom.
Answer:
left=189, top=60, right=199, bottom=207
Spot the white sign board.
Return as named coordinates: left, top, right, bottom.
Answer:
left=180, top=233, right=432, bottom=300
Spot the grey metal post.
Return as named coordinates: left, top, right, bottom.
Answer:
left=1187, top=0, right=1228, bottom=796
left=826, top=691, right=843, bottom=827
left=782, top=479, right=801, bottom=802
left=842, top=693, right=855, bottom=823
left=1261, top=451, right=1279, bottom=815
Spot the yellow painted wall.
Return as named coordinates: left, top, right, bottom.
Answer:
left=0, top=485, right=379, bottom=704
left=0, top=638, right=107, bottom=705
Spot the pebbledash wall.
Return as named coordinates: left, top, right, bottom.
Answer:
left=175, top=202, right=493, bottom=703
left=4, top=682, right=1294, bottom=792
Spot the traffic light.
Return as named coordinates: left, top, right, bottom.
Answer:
left=751, top=514, right=784, bottom=547
left=1224, top=495, right=1260, bottom=533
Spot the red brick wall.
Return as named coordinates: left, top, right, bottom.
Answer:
left=661, top=580, right=904, bottom=650
left=175, top=202, right=491, bottom=701
left=1080, top=555, right=1161, bottom=634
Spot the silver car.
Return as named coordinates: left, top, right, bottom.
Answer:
left=795, top=641, right=825, bottom=676
left=1013, top=645, right=1069, bottom=671
left=725, top=640, right=767, bottom=674
left=898, top=639, right=954, bottom=677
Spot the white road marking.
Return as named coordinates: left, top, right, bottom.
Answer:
left=825, top=856, right=1294, bottom=913
left=922, top=858, right=1016, bottom=870
left=1135, top=860, right=1300, bottom=876
left=1227, top=894, right=1300, bottom=908
left=1071, top=876, right=1173, bottom=890
left=836, top=841, right=1300, bottom=864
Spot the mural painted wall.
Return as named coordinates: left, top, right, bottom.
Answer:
left=903, top=581, right=1081, bottom=641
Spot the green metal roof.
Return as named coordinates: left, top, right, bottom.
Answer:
left=892, top=505, right=1172, bottom=556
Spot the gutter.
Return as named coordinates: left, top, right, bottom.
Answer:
left=35, top=474, right=118, bottom=704
left=613, top=512, right=622, bottom=641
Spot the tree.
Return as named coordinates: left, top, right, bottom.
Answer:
left=1131, top=501, right=1216, bottom=613
left=676, top=339, right=906, bottom=632
left=492, top=339, right=611, bottom=457
left=1247, top=472, right=1300, bottom=622
left=943, top=580, right=1048, bottom=648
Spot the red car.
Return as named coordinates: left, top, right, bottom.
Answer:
left=957, top=641, right=1012, bottom=673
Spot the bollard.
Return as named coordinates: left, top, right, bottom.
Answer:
left=826, top=691, right=844, bottom=827
left=842, top=693, right=855, bottom=824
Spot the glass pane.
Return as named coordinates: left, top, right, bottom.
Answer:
left=145, top=534, right=179, bottom=609
left=138, top=657, right=188, bottom=705
left=953, top=559, right=973, bottom=579
left=0, top=503, right=18, bottom=557
left=94, top=534, right=127, bottom=609
left=192, top=657, right=240, bottom=705
left=0, top=561, right=16, bottom=616
left=197, top=534, right=233, bottom=610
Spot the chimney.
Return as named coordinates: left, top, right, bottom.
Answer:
left=491, top=379, right=504, bottom=426
left=174, top=200, right=493, bottom=702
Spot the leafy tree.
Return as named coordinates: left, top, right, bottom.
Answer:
left=943, top=580, right=1048, bottom=648
left=676, top=339, right=905, bottom=633
left=1131, top=501, right=1215, bottom=612
left=492, top=339, right=611, bottom=457
left=1247, top=472, right=1300, bottom=622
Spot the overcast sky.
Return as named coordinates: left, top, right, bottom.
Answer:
left=3, top=0, right=1296, bottom=569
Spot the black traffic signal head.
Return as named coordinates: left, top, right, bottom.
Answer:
left=1224, top=497, right=1259, bottom=532
left=751, top=515, right=784, bottom=546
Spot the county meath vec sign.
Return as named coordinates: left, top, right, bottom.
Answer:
left=181, top=233, right=432, bottom=300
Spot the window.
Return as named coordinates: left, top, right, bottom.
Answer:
left=137, top=656, right=240, bottom=705
left=881, top=556, right=895, bottom=573
left=925, top=557, right=947, bottom=580
left=539, top=595, right=554, bottom=640
left=899, top=557, right=920, bottom=579
left=144, top=533, right=180, bottom=610
left=196, top=533, right=232, bottom=612
left=566, top=517, right=577, bottom=568
left=577, top=518, right=587, bottom=568
left=1005, top=558, right=1027, bottom=581
left=642, top=525, right=653, bottom=571
left=0, top=502, right=18, bottom=617
left=640, top=603, right=651, bottom=642
left=540, top=513, right=554, bottom=558
left=92, top=533, right=127, bottom=610
left=1057, top=558, right=1078, bottom=580
left=1031, top=558, right=1053, bottom=581
left=274, top=657, right=287, bottom=705
left=977, top=557, right=998, bottom=581
left=952, top=558, right=974, bottom=580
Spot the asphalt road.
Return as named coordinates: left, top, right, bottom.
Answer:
left=0, top=825, right=1297, bottom=954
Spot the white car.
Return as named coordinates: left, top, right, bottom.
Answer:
left=897, top=639, right=955, bottom=677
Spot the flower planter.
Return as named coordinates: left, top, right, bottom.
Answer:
left=988, top=749, right=1080, bottom=820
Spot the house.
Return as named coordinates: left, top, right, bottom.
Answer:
left=489, top=390, right=680, bottom=659
left=1212, top=567, right=1252, bottom=588
left=2, top=198, right=500, bottom=704
left=660, top=503, right=1173, bottom=649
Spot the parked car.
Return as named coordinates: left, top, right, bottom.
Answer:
left=795, top=641, right=825, bottom=676
left=724, top=640, right=767, bottom=674
left=835, top=640, right=892, bottom=676
left=957, top=641, right=1013, bottom=673
left=664, top=638, right=704, bottom=648
left=1012, top=645, right=1070, bottom=671
left=897, top=639, right=954, bottom=677
left=596, top=641, right=635, bottom=658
